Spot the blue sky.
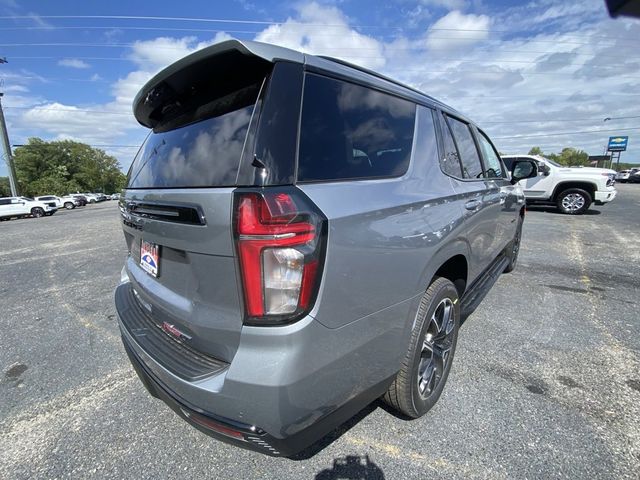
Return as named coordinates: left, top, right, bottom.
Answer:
left=1, top=0, right=639, bottom=176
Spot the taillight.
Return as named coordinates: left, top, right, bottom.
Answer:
left=234, top=188, right=326, bottom=325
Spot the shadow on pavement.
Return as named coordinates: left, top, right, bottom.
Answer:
left=315, top=455, right=385, bottom=480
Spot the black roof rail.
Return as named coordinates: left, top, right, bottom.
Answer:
left=316, top=55, right=440, bottom=104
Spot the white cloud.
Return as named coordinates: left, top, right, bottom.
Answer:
left=425, top=10, right=491, bottom=52
left=21, top=103, right=135, bottom=144
left=255, top=2, right=385, bottom=69
left=127, top=36, right=211, bottom=71
left=58, top=58, right=91, bottom=69
left=25, top=12, right=53, bottom=29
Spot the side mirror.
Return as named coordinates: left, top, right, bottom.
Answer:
left=510, top=160, right=538, bottom=185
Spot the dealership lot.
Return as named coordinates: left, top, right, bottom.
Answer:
left=1, top=186, right=639, bottom=479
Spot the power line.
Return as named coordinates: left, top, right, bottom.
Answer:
left=5, top=47, right=612, bottom=59
left=493, top=126, right=640, bottom=140
left=7, top=54, right=637, bottom=69
left=1, top=41, right=637, bottom=51
left=0, top=15, right=638, bottom=41
left=481, top=116, right=640, bottom=125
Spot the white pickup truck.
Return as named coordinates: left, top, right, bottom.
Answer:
left=0, top=196, right=58, bottom=220
left=502, top=155, right=617, bottom=214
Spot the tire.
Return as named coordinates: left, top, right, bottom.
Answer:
left=64, top=202, right=75, bottom=210
left=504, top=216, right=523, bottom=273
left=556, top=188, right=591, bottom=215
left=383, top=277, right=460, bottom=418
left=31, top=207, right=45, bottom=218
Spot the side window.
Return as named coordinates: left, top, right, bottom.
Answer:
left=440, top=117, right=463, bottom=177
left=477, top=131, right=504, bottom=178
left=298, top=74, right=416, bottom=182
left=446, top=115, right=484, bottom=179
left=0, top=198, right=10, bottom=205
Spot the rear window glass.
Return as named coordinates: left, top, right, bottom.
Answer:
left=127, top=82, right=263, bottom=189
left=298, top=74, right=416, bottom=182
left=440, top=119, right=463, bottom=177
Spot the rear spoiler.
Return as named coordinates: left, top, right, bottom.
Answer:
left=133, top=39, right=305, bottom=129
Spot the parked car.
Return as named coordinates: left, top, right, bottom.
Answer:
left=114, top=39, right=538, bottom=457
left=628, top=169, right=640, bottom=183
left=80, top=193, right=99, bottom=204
left=502, top=155, right=617, bottom=214
left=0, top=196, right=57, bottom=219
left=34, top=195, right=79, bottom=210
left=110, top=193, right=121, bottom=200
left=68, top=194, right=88, bottom=206
left=616, top=170, right=632, bottom=182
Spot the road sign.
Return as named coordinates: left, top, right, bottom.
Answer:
left=607, top=136, right=629, bottom=152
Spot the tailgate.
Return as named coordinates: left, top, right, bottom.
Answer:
left=121, top=189, right=241, bottom=363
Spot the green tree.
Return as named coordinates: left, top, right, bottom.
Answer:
left=555, top=147, right=590, bottom=167
left=13, top=138, right=127, bottom=196
left=0, top=176, right=10, bottom=197
left=528, top=147, right=544, bottom=156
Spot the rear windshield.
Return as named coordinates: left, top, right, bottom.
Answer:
left=126, top=81, right=263, bottom=189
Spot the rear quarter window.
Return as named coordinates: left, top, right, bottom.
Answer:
left=297, top=74, right=416, bottom=182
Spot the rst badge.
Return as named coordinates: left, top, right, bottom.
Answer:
left=140, top=240, right=160, bottom=277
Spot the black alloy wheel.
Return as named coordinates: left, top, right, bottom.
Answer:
left=383, top=277, right=460, bottom=418
left=31, top=207, right=45, bottom=218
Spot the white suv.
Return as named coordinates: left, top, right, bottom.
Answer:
left=34, top=195, right=78, bottom=210
left=502, top=155, right=617, bottom=214
left=0, top=196, right=58, bottom=220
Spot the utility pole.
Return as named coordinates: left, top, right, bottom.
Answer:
left=0, top=94, right=19, bottom=196
left=0, top=56, right=19, bottom=196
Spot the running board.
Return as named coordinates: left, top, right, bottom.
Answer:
left=459, top=255, right=510, bottom=323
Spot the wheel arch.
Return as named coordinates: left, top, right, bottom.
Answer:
left=418, top=242, right=469, bottom=299
left=551, top=181, right=597, bottom=202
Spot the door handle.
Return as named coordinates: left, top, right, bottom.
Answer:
left=464, top=199, right=481, bottom=210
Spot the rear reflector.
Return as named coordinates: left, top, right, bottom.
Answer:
left=180, top=408, right=246, bottom=440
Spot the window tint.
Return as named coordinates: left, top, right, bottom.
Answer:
left=0, top=198, right=10, bottom=205
left=446, top=116, right=483, bottom=179
left=440, top=118, right=463, bottom=177
left=127, top=79, right=264, bottom=189
left=477, top=131, right=504, bottom=178
left=298, top=74, right=416, bottom=182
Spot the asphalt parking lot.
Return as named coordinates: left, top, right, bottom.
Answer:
left=1, top=186, right=639, bottom=479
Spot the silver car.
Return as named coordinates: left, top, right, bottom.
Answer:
left=115, top=39, right=537, bottom=457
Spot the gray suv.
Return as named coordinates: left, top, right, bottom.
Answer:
left=115, top=39, right=537, bottom=457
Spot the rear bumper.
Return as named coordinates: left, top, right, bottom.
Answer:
left=594, top=188, right=617, bottom=205
left=115, top=282, right=409, bottom=456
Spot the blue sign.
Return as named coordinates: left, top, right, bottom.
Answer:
left=607, top=136, right=628, bottom=152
